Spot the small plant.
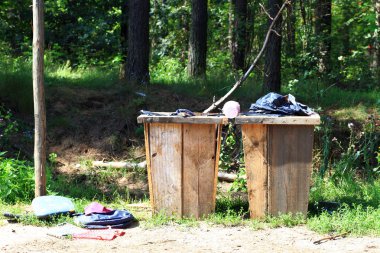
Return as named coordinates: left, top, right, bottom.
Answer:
left=0, top=105, right=19, bottom=149
left=48, top=153, right=58, bottom=166
left=219, top=123, right=243, bottom=173
left=229, top=167, right=247, bottom=192
left=330, top=117, right=380, bottom=180
left=318, top=116, right=332, bottom=178
left=266, top=213, right=306, bottom=228
left=0, top=153, right=35, bottom=203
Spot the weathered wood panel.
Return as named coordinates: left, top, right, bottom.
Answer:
left=144, top=123, right=154, bottom=208
left=242, top=124, right=269, bottom=218
left=235, top=114, right=320, bottom=125
left=149, top=123, right=182, bottom=216
left=183, top=124, right=217, bottom=218
left=268, top=125, right=314, bottom=216
left=137, top=114, right=228, bottom=124
left=212, top=125, right=222, bottom=210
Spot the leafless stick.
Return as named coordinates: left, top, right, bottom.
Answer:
left=203, top=1, right=289, bottom=114
left=271, top=29, right=281, bottom=37
left=260, top=3, right=273, bottom=20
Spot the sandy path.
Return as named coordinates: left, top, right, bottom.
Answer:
left=0, top=223, right=379, bottom=253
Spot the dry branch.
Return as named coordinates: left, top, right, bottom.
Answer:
left=203, top=0, right=289, bottom=114
left=92, top=160, right=147, bottom=169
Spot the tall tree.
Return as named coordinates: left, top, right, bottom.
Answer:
left=33, top=0, right=46, bottom=197
left=286, top=0, right=296, bottom=57
left=230, top=0, right=248, bottom=71
left=188, top=0, right=208, bottom=77
left=315, top=0, right=332, bottom=74
left=125, top=0, right=150, bottom=84
left=340, top=0, right=353, bottom=56
left=374, top=0, right=380, bottom=80
left=119, top=1, right=128, bottom=79
left=263, top=0, right=283, bottom=93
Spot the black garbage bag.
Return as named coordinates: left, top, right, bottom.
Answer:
left=249, top=92, right=314, bottom=116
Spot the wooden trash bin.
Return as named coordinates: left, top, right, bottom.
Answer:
left=235, top=114, right=320, bottom=218
left=137, top=113, right=227, bottom=218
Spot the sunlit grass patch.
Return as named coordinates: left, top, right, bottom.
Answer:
left=266, top=213, right=307, bottom=228
left=331, top=104, right=371, bottom=122
left=45, top=64, right=119, bottom=88
left=307, top=204, right=380, bottom=236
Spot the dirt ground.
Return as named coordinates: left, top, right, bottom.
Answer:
left=0, top=222, right=379, bottom=253
left=4, top=86, right=380, bottom=252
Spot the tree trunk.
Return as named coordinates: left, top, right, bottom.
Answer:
left=228, top=0, right=234, bottom=54
left=286, top=0, right=296, bottom=57
left=263, top=0, right=283, bottom=93
left=315, top=0, right=332, bottom=74
left=231, top=0, right=248, bottom=71
left=373, top=0, right=380, bottom=80
left=32, top=0, right=46, bottom=197
left=299, top=0, right=308, bottom=50
left=188, top=0, right=208, bottom=77
left=119, top=1, right=128, bottom=79
left=341, top=2, right=352, bottom=56
left=299, top=0, right=306, bottom=26
left=125, top=0, right=150, bottom=85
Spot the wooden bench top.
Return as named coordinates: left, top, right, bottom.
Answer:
left=235, top=113, right=320, bottom=125
left=138, top=112, right=320, bottom=125
left=137, top=113, right=229, bottom=124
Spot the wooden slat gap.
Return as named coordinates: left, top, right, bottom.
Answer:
left=212, top=124, right=222, bottom=211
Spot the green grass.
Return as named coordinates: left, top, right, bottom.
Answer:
left=0, top=57, right=119, bottom=113
left=310, top=175, right=380, bottom=208
left=0, top=155, right=35, bottom=203
left=308, top=204, right=380, bottom=236
left=307, top=174, right=380, bottom=236
left=0, top=56, right=379, bottom=234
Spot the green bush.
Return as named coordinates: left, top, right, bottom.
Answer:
left=0, top=153, right=35, bottom=203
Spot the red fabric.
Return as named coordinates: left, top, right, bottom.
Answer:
left=73, top=229, right=125, bottom=241
left=84, top=202, right=113, bottom=215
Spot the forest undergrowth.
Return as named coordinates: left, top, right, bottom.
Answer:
left=0, top=58, right=379, bottom=236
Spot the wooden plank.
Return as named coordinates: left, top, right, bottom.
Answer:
left=144, top=123, right=154, bottom=209
left=149, top=123, right=182, bottom=216
left=235, top=114, right=320, bottom=125
left=182, top=124, right=217, bottom=218
left=137, top=114, right=228, bottom=124
left=242, top=124, right=268, bottom=218
left=198, top=124, right=218, bottom=218
left=268, top=125, right=314, bottom=217
left=212, top=124, right=222, bottom=211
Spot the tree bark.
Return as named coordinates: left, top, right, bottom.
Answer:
left=263, top=0, right=283, bottom=93
left=33, top=0, right=46, bottom=197
left=119, top=1, right=128, bottom=79
left=188, top=0, right=208, bottom=77
left=374, top=0, right=380, bottom=80
left=315, top=0, right=332, bottom=74
left=341, top=2, right=352, bottom=56
left=125, top=0, right=150, bottom=85
left=286, top=0, right=296, bottom=57
left=231, top=0, right=248, bottom=71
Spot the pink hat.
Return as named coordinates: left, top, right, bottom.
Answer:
left=84, top=202, right=113, bottom=215
left=222, top=101, right=241, bottom=118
